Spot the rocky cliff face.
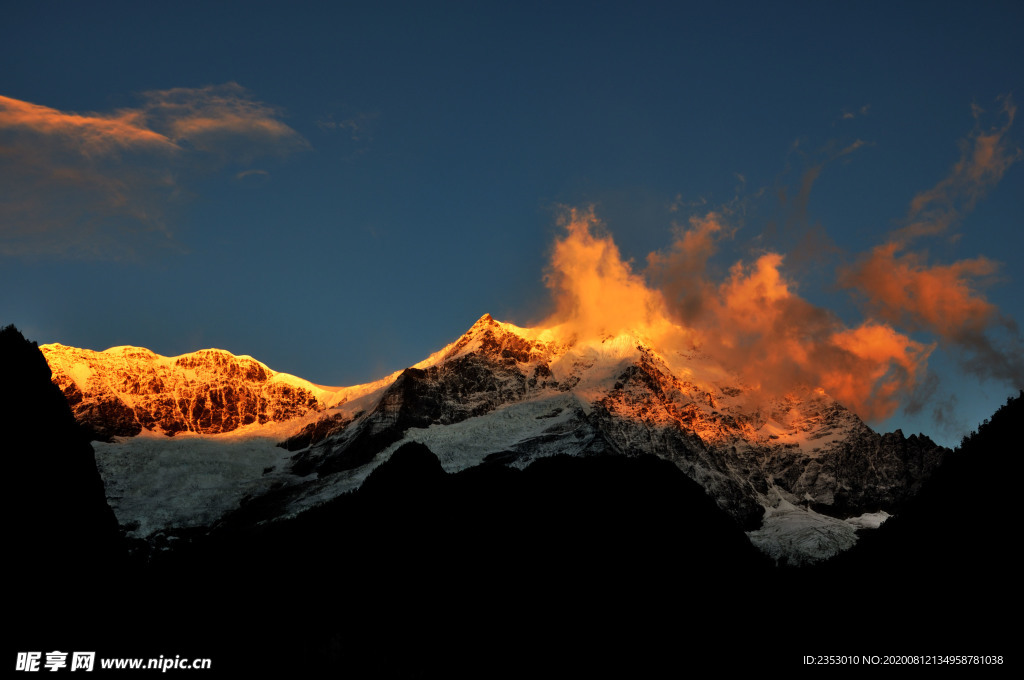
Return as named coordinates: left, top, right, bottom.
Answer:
left=287, top=315, right=947, bottom=532
left=41, top=344, right=327, bottom=439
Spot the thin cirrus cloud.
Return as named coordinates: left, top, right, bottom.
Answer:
left=0, top=83, right=308, bottom=259
left=840, top=104, right=870, bottom=121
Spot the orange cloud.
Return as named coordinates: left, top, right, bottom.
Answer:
left=718, top=253, right=792, bottom=333
left=698, top=251, right=930, bottom=420
left=827, top=323, right=932, bottom=421
left=0, top=95, right=176, bottom=155
left=546, top=207, right=931, bottom=422
left=842, top=242, right=1000, bottom=337
left=139, top=83, right=308, bottom=161
left=841, top=242, right=1023, bottom=386
left=543, top=207, right=670, bottom=340
left=0, top=84, right=307, bottom=259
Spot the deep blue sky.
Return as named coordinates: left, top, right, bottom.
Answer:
left=2, top=1, right=1022, bottom=445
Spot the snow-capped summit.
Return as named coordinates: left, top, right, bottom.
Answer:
left=283, top=315, right=945, bottom=550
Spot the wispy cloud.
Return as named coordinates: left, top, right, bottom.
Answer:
left=141, top=83, right=308, bottom=162
left=898, top=96, right=1019, bottom=244
left=841, top=97, right=1024, bottom=388
left=317, top=110, right=378, bottom=142
left=840, top=104, right=870, bottom=121
left=0, top=83, right=307, bottom=259
left=766, top=136, right=868, bottom=268
left=236, top=169, right=270, bottom=181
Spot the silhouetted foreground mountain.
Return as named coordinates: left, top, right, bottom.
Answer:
left=794, top=391, right=1022, bottom=654
left=1, top=330, right=120, bottom=566
left=147, top=443, right=773, bottom=674
left=2, top=326, right=127, bottom=661
left=836, top=390, right=1022, bottom=571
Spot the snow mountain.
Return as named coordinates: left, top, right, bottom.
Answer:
left=41, top=314, right=946, bottom=563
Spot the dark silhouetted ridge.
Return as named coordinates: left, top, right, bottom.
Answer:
left=2, top=325, right=125, bottom=653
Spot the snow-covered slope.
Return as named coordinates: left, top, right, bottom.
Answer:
left=42, top=314, right=947, bottom=563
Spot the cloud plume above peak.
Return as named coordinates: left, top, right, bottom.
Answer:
left=0, top=84, right=307, bottom=259
left=543, top=207, right=932, bottom=422
left=543, top=207, right=670, bottom=340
